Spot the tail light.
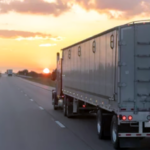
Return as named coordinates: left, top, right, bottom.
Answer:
left=128, top=115, right=133, bottom=121
left=122, top=116, right=127, bottom=121
left=82, top=105, right=86, bottom=108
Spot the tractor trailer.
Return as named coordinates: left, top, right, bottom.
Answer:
left=7, top=69, right=13, bottom=76
left=52, top=20, right=150, bottom=149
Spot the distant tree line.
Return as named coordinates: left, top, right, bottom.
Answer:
left=17, top=69, right=57, bottom=80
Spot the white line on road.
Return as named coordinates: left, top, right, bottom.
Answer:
left=30, top=99, right=33, bottom=102
left=55, top=121, right=65, bottom=128
left=39, top=106, right=44, bottom=110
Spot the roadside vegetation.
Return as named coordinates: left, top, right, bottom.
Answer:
left=17, top=69, right=56, bottom=87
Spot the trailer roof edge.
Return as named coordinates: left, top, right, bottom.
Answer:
left=61, top=26, right=118, bottom=51
left=61, top=20, right=150, bottom=51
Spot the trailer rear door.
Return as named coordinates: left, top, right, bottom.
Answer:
left=119, top=23, right=150, bottom=111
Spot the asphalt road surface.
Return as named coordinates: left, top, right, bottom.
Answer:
left=0, top=75, right=150, bottom=150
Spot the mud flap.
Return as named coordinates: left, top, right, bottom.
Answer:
left=120, top=138, right=141, bottom=148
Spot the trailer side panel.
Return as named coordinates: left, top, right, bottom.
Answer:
left=62, top=29, right=118, bottom=112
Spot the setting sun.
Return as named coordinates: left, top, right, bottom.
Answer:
left=43, top=68, right=50, bottom=74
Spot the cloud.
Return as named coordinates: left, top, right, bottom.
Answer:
left=16, top=37, right=50, bottom=41
left=39, top=43, right=56, bottom=47
left=0, top=0, right=70, bottom=16
left=43, top=0, right=57, bottom=3
left=0, top=29, right=52, bottom=40
left=0, top=0, right=150, bottom=18
left=74, top=0, right=150, bottom=18
left=50, top=36, right=65, bottom=41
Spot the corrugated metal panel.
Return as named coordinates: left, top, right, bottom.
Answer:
left=62, top=28, right=119, bottom=111
left=89, top=39, right=95, bottom=94
left=105, top=31, right=116, bottom=97
left=73, top=46, right=76, bottom=90
left=70, top=47, right=73, bottom=92
left=99, top=34, right=106, bottom=96
left=77, top=45, right=81, bottom=91
left=94, top=37, right=100, bottom=95
left=72, top=47, right=75, bottom=89
left=84, top=41, right=90, bottom=100
left=80, top=43, right=85, bottom=91
left=84, top=42, right=90, bottom=92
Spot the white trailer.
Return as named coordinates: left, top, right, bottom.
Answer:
left=52, top=20, right=150, bottom=149
left=7, top=69, right=13, bottom=76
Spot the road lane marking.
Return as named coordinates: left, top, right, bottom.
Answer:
left=39, top=106, right=44, bottom=110
left=55, top=121, right=65, bottom=128
left=30, top=99, right=33, bottom=102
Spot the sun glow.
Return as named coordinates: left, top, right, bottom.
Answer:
left=43, top=68, right=50, bottom=74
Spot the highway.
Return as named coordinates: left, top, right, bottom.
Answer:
left=0, top=75, right=150, bottom=150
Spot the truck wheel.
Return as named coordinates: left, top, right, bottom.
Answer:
left=63, top=96, right=67, bottom=116
left=97, top=109, right=104, bottom=139
left=66, top=97, right=73, bottom=118
left=111, top=115, right=120, bottom=149
left=53, top=93, right=58, bottom=110
left=53, top=103, right=57, bottom=110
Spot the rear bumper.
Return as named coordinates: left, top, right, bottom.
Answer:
left=118, top=133, right=150, bottom=137
left=117, top=112, right=150, bottom=137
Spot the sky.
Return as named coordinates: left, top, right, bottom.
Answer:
left=0, top=0, right=150, bottom=73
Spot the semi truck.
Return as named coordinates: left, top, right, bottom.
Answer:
left=52, top=20, right=150, bottom=149
left=7, top=69, right=13, bottom=76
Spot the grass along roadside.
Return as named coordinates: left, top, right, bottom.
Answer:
left=22, top=77, right=56, bottom=87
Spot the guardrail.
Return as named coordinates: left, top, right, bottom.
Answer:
left=17, top=75, right=33, bottom=78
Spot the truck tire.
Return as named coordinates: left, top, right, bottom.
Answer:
left=63, top=96, right=67, bottom=116
left=97, top=109, right=105, bottom=139
left=66, top=97, right=73, bottom=118
left=111, top=115, right=120, bottom=149
left=53, top=93, right=58, bottom=110
left=53, top=104, right=57, bottom=110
